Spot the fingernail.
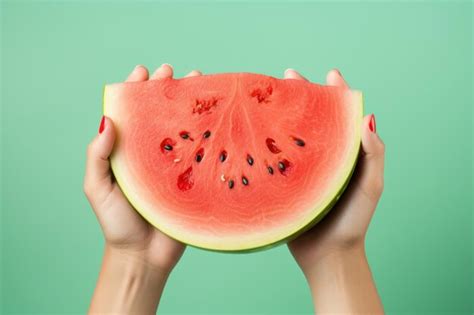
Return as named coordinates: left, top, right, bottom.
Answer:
left=99, top=116, right=105, bottom=134
left=161, top=63, right=173, bottom=70
left=285, top=68, right=295, bottom=74
left=134, top=64, right=144, bottom=70
left=369, top=114, right=376, bottom=133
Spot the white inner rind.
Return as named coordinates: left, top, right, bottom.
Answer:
left=104, top=83, right=363, bottom=252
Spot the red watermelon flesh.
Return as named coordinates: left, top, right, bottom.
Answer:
left=104, top=73, right=363, bottom=252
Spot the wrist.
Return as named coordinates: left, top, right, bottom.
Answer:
left=103, top=244, right=173, bottom=278
left=301, top=244, right=384, bottom=314
left=302, top=244, right=366, bottom=281
left=89, top=245, right=170, bottom=314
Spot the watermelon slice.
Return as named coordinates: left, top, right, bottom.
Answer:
left=104, top=73, right=362, bottom=252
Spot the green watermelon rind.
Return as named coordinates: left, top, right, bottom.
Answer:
left=104, top=80, right=363, bottom=253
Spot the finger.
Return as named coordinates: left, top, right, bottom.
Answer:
left=126, top=65, right=149, bottom=82
left=150, top=63, right=174, bottom=80
left=357, top=114, right=385, bottom=200
left=284, top=68, right=308, bottom=81
left=184, top=70, right=202, bottom=77
left=326, top=69, right=349, bottom=88
left=84, top=116, right=116, bottom=203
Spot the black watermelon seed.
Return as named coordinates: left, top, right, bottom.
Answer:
left=228, top=180, right=235, bottom=189
left=219, top=151, right=227, bottom=162
left=295, top=138, right=305, bottom=147
left=195, top=148, right=205, bottom=163
left=203, top=130, right=211, bottom=138
left=268, top=166, right=274, bottom=175
left=242, top=176, right=249, bottom=186
left=247, top=154, right=254, bottom=166
left=180, top=133, right=189, bottom=139
left=160, top=138, right=176, bottom=153
left=278, top=161, right=286, bottom=171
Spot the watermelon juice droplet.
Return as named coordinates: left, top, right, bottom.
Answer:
left=177, top=167, right=194, bottom=191
left=265, top=138, right=281, bottom=154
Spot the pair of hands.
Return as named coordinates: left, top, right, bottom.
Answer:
left=84, top=64, right=385, bottom=312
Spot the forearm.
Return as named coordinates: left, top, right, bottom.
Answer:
left=89, top=246, right=170, bottom=315
left=305, top=246, right=384, bottom=314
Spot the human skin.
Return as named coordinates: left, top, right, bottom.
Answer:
left=84, top=65, right=384, bottom=314
left=84, top=64, right=201, bottom=314
left=286, top=69, right=385, bottom=314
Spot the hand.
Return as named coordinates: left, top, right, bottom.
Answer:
left=85, top=65, right=204, bottom=314
left=285, top=69, right=385, bottom=314
left=286, top=69, right=385, bottom=273
left=84, top=64, right=201, bottom=273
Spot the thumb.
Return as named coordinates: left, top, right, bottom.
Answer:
left=356, top=114, right=385, bottom=201
left=83, top=116, right=116, bottom=204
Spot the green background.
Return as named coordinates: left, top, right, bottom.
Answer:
left=1, top=1, right=472, bottom=314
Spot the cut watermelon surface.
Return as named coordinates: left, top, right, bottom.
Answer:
left=104, top=73, right=363, bottom=252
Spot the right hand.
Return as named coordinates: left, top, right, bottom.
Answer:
left=286, top=69, right=385, bottom=277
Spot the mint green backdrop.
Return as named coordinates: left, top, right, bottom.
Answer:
left=1, top=1, right=472, bottom=314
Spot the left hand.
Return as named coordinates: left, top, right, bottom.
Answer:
left=84, top=64, right=203, bottom=273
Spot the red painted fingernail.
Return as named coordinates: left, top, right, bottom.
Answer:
left=369, top=114, right=376, bottom=133
left=99, top=116, right=105, bottom=134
